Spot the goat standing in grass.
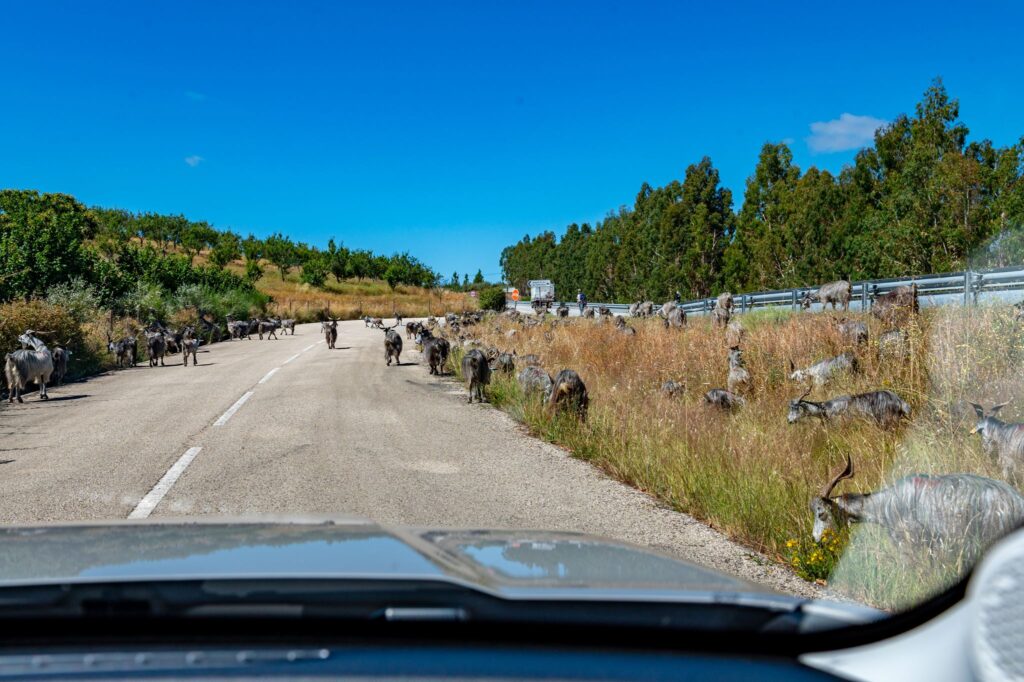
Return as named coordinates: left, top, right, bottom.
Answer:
left=704, top=388, right=744, bottom=410
left=462, top=349, right=490, bottom=402
left=834, top=318, right=868, bottom=345
left=969, top=402, right=1024, bottom=481
left=711, top=292, right=733, bottom=327
left=5, top=331, right=53, bottom=403
left=518, top=366, right=553, bottom=401
left=801, top=280, right=852, bottom=312
left=787, top=389, right=910, bottom=428
left=810, top=455, right=1024, bottom=559
left=547, top=369, right=588, bottom=420
left=726, top=347, right=750, bottom=394
left=788, top=352, right=858, bottom=387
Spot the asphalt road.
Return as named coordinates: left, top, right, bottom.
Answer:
left=0, top=321, right=820, bottom=598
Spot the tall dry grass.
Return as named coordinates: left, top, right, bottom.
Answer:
left=462, top=304, right=1024, bottom=609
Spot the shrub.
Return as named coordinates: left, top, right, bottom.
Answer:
left=0, top=299, right=91, bottom=378
left=300, top=257, right=329, bottom=288
left=45, top=278, right=101, bottom=323
left=478, top=286, right=507, bottom=312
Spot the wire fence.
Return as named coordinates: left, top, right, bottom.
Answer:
left=507, top=265, right=1024, bottom=317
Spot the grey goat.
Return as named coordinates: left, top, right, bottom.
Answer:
left=711, top=292, right=733, bottom=327
left=461, top=349, right=491, bottom=403
left=382, top=324, right=402, bottom=365
left=278, top=318, right=296, bottom=335
left=801, top=280, right=852, bottom=312
left=322, top=320, right=338, bottom=349
left=51, top=345, right=70, bottom=385
left=5, top=331, right=53, bottom=403
left=726, top=347, right=750, bottom=394
left=810, top=455, right=1024, bottom=561
left=661, top=380, right=684, bottom=398
left=518, top=366, right=553, bottom=401
left=420, top=335, right=450, bottom=375
left=970, top=403, right=1024, bottom=481
left=704, top=388, right=745, bottom=410
left=788, top=352, right=858, bottom=387
left=181, top=326, right=199, bottom=367
left=614, top=316, right=637, bottom=336
left=787, top=389, right=911, bottom=428
left=834, top=318, right=868, bottom=345
left=145, top=331, right=166, bottom=367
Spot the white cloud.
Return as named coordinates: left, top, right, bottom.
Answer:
left=806, top=113, right=886, bottom=153
left=185, top=90, right=206, bottom=101
left=184, top=155, right=204, bottom=167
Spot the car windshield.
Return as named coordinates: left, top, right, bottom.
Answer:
left=1, top=1, right=1022, bottom=624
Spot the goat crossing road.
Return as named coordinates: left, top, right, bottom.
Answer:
left=0, top=320, right=822, bottom=599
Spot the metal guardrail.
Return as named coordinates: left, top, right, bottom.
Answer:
left=508, top=265, right=1024, bottom=317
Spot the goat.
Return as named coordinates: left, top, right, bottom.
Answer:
left=704, top=388, right=745, bottom=410
left=787, top=389, right=911, bottom=428
left=255, top=318, right=279, bottom=340
left=181, top=326, right=199, bottom=367
left=878, top=329, right=909, bottom=358
left=711, top=292, right=733, bottom=327
left=614, top=316, right=637, bottom=336
left=582, top=306, right=595, bottom=319
left=629, top=301, right=640, bottom=317
left=801, top=280, right=852, bottom=311
left=834, top=318, right=868, bottom=345
left=662, top=306, right=686, bottom=329
left=5, top=331, right=53, bottom=403
left=725, top=320, right=744, bottom=347
left=788, top=352, right=858, bottom=387
left=51, top=346, right=70, bottom=385
left=661, top=380, right=684, bottom=398
left=547, top=369, right=588, bottom=419
left=421, top=336, right=450, bottom=375
left=107, top=334, right=136, bottom=368
left=406, top=321, right=421, bottom=340
left=278, top=318, right=296, bottom=335
left=969, top=403, right=1024, bottom=481
left=637, top=301, right=655, bottom=318
left=726, top=347, right=750, bottom=394
left=414, top=327, right=434, bottom=347
left=810, top=455, right=1024, bottom=560
left=872, top=283, right=919, bottom=327
left=556, top=304, right=569, bottom=319
left=514, top=352, right=541, bottom=367
left=596, top=305, right=612, bottom=319
left=492, top=352, right=515, bottom=374
left=198, top=315, right=223, bottom=344
left=145, top=331, right=166, bottom=367
left=363, top=315, right=373, bottom=328
left=518, top=365, right=553, bottom=400
left=226, top=316, right=250, bottom=340
left=382, top=324, right=402, bottom=365
left=322, top=320, right=338, bottom=349
left=461, top=349, right=491, bottom=402
left=370, top=317, right=384, bottom=329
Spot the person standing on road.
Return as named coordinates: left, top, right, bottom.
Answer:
left=674, top=290, right=682, bottom=304
left=577, top=290, right=586, bottom=314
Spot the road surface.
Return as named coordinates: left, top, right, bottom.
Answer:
left=0, top=321, right=819, bottom=598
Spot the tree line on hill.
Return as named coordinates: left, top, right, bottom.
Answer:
left=1, top=189, right=449, bottom=321
left=500, top=81, right=1024, bottom=303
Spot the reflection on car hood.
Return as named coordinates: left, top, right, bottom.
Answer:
left=0, top=518, right=874, bottom=618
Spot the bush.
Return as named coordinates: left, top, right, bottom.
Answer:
left=0, top=300, right=91, bottom=378
left=478, top=286, right=507, bottom=312
left=45, top=278, right=101, bottom=323
left=300, top=257, right=329, bottom=288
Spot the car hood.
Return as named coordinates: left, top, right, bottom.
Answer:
left=0, top=518, right=877, bottom=622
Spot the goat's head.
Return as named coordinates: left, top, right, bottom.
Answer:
left=787, top=389, right=814, bottom=424
left=728, top=347, right=744, bottom=367
left=810, top=455, right=855, bottom=541
left=800, top=292, right=813, bottom=309
left=969, top=402, right=1009, bottom=444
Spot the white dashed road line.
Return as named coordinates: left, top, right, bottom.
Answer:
left=213, top=391, right=254, bottom=426
left=283, top=353, right=301, bottom=365
left=258, top=367, right=280, bottom=384
left=128, top=447, right=203, bottom=519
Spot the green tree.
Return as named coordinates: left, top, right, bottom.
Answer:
left=472, top=269, right=484, bottom=285
left=208, top=231, right=241, bottom=268
left=263, top=233, right=298, bottom=280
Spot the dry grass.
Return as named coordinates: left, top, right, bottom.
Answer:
left=462, top=305, right=1024, bottom=609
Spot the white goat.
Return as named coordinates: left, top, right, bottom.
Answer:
left=5, top=331, right=54, bottom=403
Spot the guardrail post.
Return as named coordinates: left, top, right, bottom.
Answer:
left=964, top=270, right=971, bottom=306
left=862, top=281, right=870, bottom=312
left=792, top=289, right=798, bottom=311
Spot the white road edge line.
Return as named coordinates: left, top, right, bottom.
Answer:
left=213, top=391, right=254, bottom=426
left=303, top=343, right=317, bottom=351
left=283, top=353, right=301, bottom=364
left=128, top=447, right=203, bottom=519
left=258, top=367, right=280, bottom=384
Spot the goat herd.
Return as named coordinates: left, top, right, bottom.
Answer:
left=6, top=282, right=1024, bottom=563
left=453, top=281, right=1024, bottom=561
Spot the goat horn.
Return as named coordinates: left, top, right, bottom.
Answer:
left=796, top=388, right=812, bottom=402
left=821, top=454, right=854, bottom=499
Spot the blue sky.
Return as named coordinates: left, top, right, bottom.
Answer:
left=2, top=1, right=1022, bottom=280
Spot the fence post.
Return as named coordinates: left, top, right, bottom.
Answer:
left=861, top=281, right=869, bottom=312
left=963, top=271, right=971, bottom=306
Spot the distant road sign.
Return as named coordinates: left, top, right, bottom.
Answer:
left=511, top=289, right=520, bottom=301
